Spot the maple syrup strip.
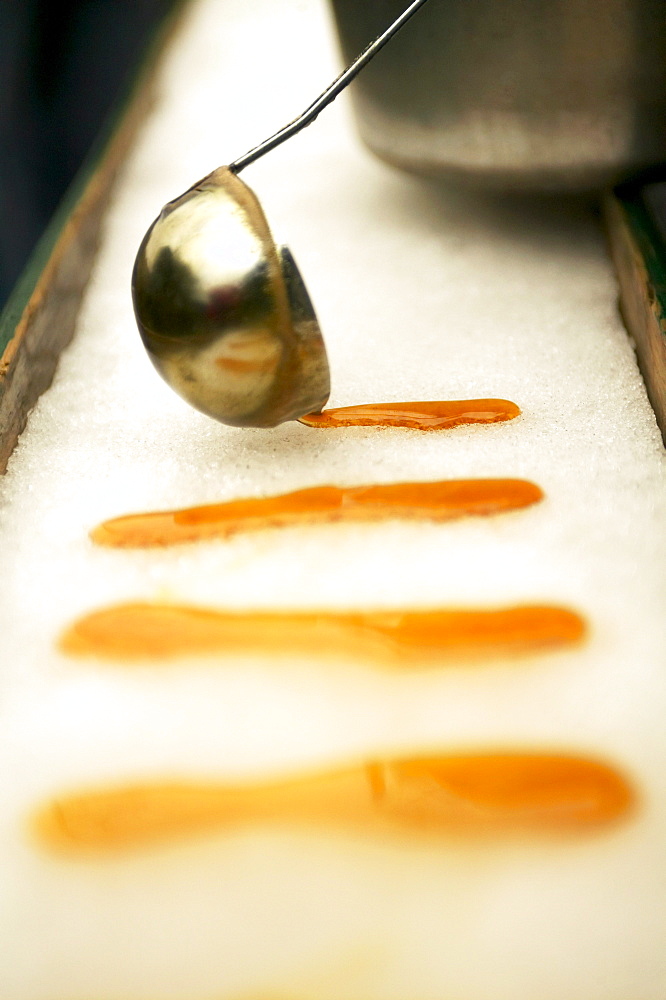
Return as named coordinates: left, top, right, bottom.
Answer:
left=91, top=478, right=543, bottom=548
left=299, top=399, right=521, bottom=430
left=60, top=603, right=585, bottom=661
left=34, top=753, right=633, bottom=852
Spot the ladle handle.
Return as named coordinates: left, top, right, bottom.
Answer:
left=228, top=0, right=433, bottom=174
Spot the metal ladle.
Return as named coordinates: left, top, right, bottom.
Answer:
left=132, top=0, right=432, bottom=428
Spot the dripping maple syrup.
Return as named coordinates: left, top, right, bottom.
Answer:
left=60, top=603, right=585, bottom=661
left=34, top=754, right=633, bottom=852
left=91, top=479, right=543, bottom=548
left=299, top=399, right=521, bottom=430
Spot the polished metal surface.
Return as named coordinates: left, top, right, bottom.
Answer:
left=331, top=0, right=666, bottom=191
left=132, top=167, right=330, bottom=427
left=133, top=2, right=444, bottom=427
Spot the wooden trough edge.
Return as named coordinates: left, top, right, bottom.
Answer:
left=0, top=1, right=190, bottom=474
left=604, top=180, right=666, bottom=447
left=1, top=8, right=663, bottom=472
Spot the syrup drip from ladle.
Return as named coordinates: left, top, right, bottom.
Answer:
left=132, top=0, right=433, bottom=428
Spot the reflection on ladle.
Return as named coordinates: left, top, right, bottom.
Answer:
left=132, top=0, right=433, bottom=427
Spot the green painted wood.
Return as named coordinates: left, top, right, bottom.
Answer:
left=0, top=0, right=190, bottom=356
left=0, top=0, right=189, bottom=472
left=617, top=184, right=666, bottom=304
left=605, top=177, right=666, bottom=445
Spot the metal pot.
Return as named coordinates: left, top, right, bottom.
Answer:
left=330, top=0, right=666, bottom=191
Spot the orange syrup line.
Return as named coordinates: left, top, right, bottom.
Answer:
left=34, top=753, right=634, bottom=852
left=59, top=603, right=585, bottom=661
left=91, top=478, right=543, bottom=548
left=299, top=398, right=521, bottom=430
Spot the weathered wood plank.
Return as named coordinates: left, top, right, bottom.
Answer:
left=604, top=180, right=666, bottom=446
left=0, top=2, right=188, bottom=472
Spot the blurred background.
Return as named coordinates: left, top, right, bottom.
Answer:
left=3, top=0, right=665, bottom=310
left=0, top=0, right=178, bottom=307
